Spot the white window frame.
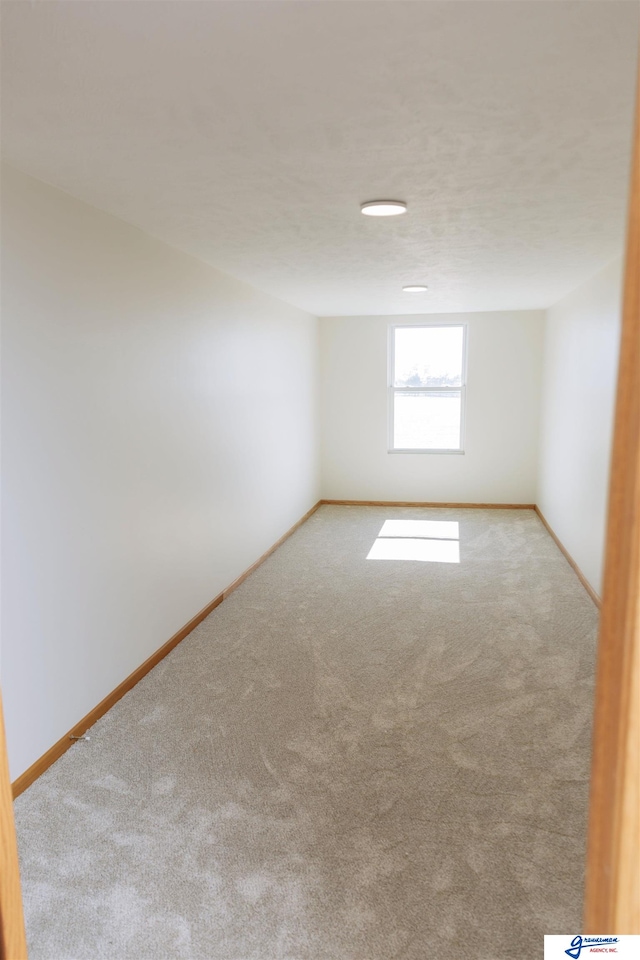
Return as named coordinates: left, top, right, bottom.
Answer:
left=388, top=322, right=467, bottom=454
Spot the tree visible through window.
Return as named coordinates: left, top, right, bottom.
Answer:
left=389, top=324, right=466, bottom=452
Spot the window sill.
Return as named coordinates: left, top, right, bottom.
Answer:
left=388, top=448, right=465, bottom=455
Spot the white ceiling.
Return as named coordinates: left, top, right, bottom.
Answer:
left=1, top=1, right=638, bottom=316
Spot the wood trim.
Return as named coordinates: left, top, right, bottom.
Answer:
left=534, top=506, right=601, bottom=609
left=320, top=499, right=536, bottom=509
left=11, top=595, right=223, bottom=799
left=0, top=691, right=28, bottom=959
left=218, top=500, right=321, bottom=599
left=584, top=63, right=640, bottom=935
left=323, top=501, right=601, bottom=607
left=12, top=501, right=322, bottom=799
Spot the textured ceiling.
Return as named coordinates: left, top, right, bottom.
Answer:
left=1, top=1, right=638, bottom=316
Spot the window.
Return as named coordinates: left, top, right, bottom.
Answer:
left=389, top=324, right=466, bottom=453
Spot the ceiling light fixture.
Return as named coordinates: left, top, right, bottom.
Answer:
left=402, top=285, right=428, bottom=292
left=360, top=200, right=407, bottom=217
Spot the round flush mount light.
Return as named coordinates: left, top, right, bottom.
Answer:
left=402, top=285, right=428, bottom=292
left=360, top=200, right=407, bottom=217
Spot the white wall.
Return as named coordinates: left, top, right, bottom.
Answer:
left=1, top=165, right=319, bottom=780
left=537, top=257, right=623, bottom=596
left=320, top=311, right=544, bottom=503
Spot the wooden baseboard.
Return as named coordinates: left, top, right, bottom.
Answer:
left=320, top=499, right=536, bottom=509
left=11, top=500, right=322, bottom=799
left=11, top=497, right=598, bottom=797
left=534, top=506, right=601, bottom=608
left=324, top=500, right=600, bottom=608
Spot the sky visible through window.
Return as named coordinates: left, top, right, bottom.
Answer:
left=394, top=326, right=463, bottom=388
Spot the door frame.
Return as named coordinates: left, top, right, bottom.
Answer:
left=583, top=63, right=640, bottom=935
left=0, top=690, right=28, bottom=959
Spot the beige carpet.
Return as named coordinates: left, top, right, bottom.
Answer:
left=14, top=506, right=599, bottom=960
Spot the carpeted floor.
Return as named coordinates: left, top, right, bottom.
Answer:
left=14, top=506, right=599, bottom=960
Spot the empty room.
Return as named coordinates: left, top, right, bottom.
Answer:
left=1, top=2, right=639, bottom=959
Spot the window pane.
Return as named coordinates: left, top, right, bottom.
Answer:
left=394, top=326, right=463, bottom=388
left=393, top=391, right=461, bottom=450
